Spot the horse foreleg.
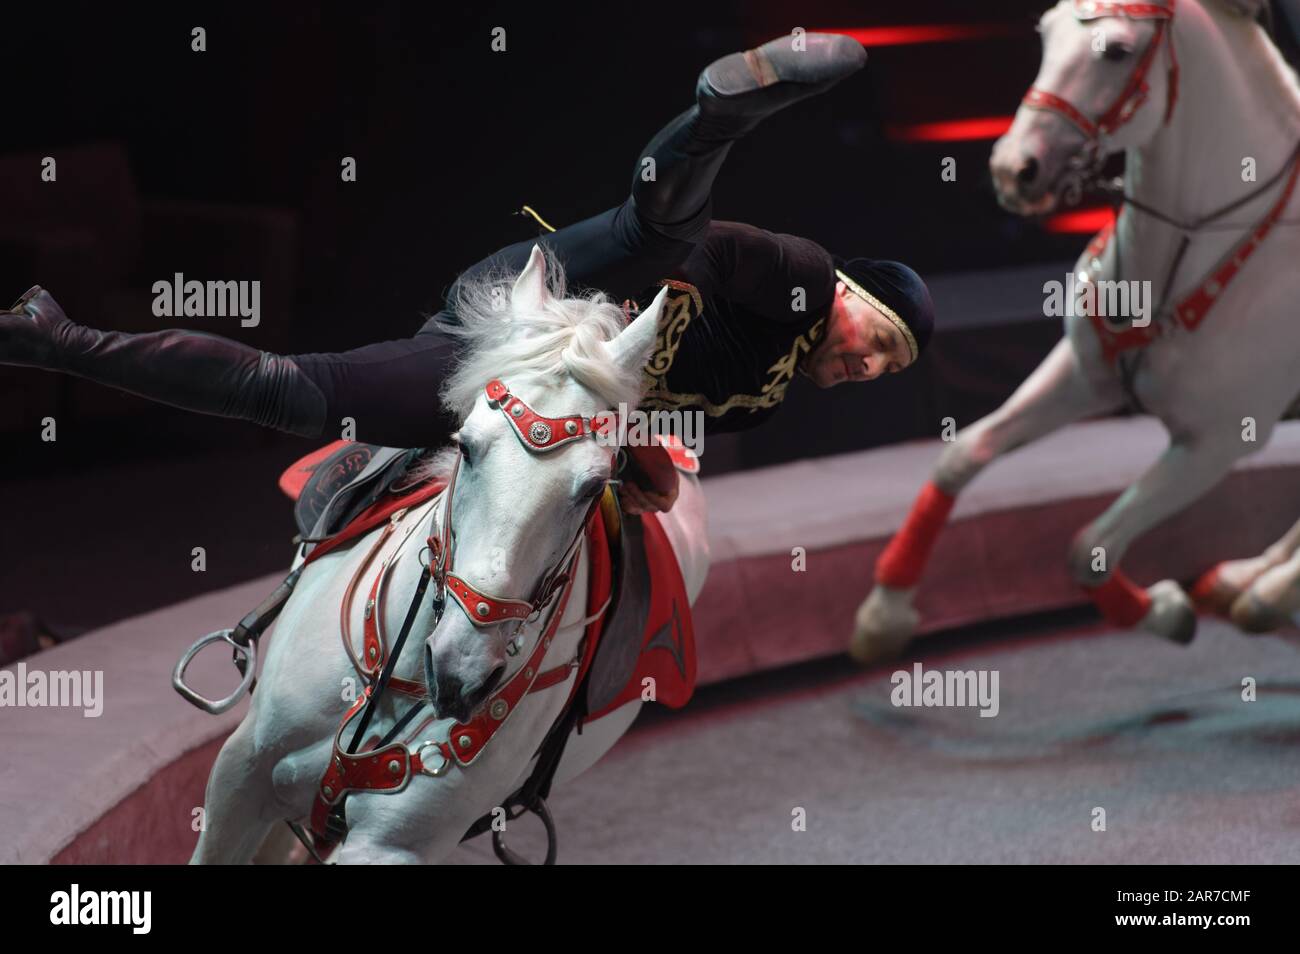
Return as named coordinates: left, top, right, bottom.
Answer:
left=851, top=339, right=1120, bottom=663
left=1191, top=515, right=1300, bottom=615
left=1229, top=545, right=1300, bottom=632
left=1069, top=436, right=1249, bottom=644
left=190, top=717, right=283, bottom=865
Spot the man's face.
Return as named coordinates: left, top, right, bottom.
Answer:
left=801, top=281, right=914, bottom=388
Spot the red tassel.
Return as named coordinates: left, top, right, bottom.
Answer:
left=1084, top=571, right=1152, bottom=628
left=876, top=482, right=956, bottom=588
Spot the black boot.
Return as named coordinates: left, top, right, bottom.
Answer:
left=632, top=32, right=866, bottom=236
left=1, top=286, right=327, bottom=436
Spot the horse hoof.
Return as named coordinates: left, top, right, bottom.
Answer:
left=1141, top=580, right=1197, bottom=645
left=1189, top=556, right=1272, bottom=616
left=1228, top=591, right=1289, bottom=634
left=850, top=585, right=918, bottom=665
left=1228, top=557, right=1300, bottom=633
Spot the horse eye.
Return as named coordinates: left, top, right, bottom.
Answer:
left=576, top=479, right=607, bottom=505
left=1102, top=43, right=1131, bottom=61
left=454, top=436, right=473, bottom=465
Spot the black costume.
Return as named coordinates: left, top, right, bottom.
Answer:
left=290, top=218, right=837, bottom=446
left=2, top=34, right=935, bottom=449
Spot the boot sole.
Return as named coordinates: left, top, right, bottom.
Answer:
left=703, top=34, right=866, bottom=98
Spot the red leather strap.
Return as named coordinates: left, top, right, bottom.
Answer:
left=361, top=570, right=384, bottom=676
left=485, top=378, right=597, bottom=452
left=1086, top=151, right=1300, bottom=365
left=443, top=570, right=534, bottom=625
left=529, top=662, right=579, bottom=693
left=1023, top=88, right=1098, bottom=139
left=1174, top=154, right=1300, bottom=331
left=1073, top=0, right=1172, bottom=20
left=310, top=551, right=581, bottom=841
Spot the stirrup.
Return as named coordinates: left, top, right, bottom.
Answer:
left=491, top=796, right=558, bottom=865
left=173, top=567, right=302, bottom=714
left=172, top=628, right=257, bottom=714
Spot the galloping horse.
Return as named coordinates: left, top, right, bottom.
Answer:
left=853, top=0, right=1300, bottom=660
left=188, top=247, right=710, bottom=863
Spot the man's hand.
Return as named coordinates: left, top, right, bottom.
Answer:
left=619, top=479, right=680, bottom=515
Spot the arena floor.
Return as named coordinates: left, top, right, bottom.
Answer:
left=448, top=612, right=1300, bottom=864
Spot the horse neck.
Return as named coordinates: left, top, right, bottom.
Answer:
left=1126, top=0, right=1300, bottom=228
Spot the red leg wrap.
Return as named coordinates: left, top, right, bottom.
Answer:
left=1085, top=571, right=1152, bottom=628
left=876, top=482, right=956, bottom=589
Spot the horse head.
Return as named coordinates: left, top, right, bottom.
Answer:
left=421, top=245, right=667, bottom=723
left=991, top=0, right=1182, bottom=214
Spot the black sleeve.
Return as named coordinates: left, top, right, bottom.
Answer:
left=672, top=221, right=836, bottom=323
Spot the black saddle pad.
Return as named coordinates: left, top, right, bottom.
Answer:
left=295, top=443, right=425, bottom=541
left=585, top=514, right=652, bottom=716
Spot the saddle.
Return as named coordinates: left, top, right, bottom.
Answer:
left=277, top=439, right=699, bottom=721
left=584, top=506, right=696, bottom=722
left=278, top=440, right=428, bottom=541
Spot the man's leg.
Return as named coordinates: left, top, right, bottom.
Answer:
left=0, top=285, right=457, bottom=447
left=0, top=35, right=865, bottom=446
left=454, top=32, right=867, bottom=301
left=0, top=285, right=329, bottom=437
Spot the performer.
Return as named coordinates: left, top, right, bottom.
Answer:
left=0, top=33, right=934, bottom=512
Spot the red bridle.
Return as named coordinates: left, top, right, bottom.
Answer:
left=308, top=379, right=618, bottom=849
left=427, top=378, right=613, bottom=628
left=1023, top=0, right=1179, bottom=144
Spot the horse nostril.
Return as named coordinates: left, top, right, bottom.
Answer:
left=424, top=645, right=437, bottom=700
left=1017, top=156, right=1040, bottom=185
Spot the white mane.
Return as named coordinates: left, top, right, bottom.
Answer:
left=432, top=248, right=646, bottom=422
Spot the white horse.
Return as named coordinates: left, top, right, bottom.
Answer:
left=191, top=246, right=710, bottom=863
left=853, top=0, right=1300, bottom=660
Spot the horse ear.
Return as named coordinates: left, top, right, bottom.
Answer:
left=511, top=244, right=551, bottom=314
left=605, top=285, right=668, bottom=377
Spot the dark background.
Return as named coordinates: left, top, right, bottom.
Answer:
left=2, top=1, right=1296, bottom=639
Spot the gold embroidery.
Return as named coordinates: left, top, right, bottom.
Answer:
left=644, top=280, right=701, bottom=378
left=762, top=318, right=825, bottom=396
left=642, top=388, right=787, bottom=416
left=640, top=281, right=826, bottom=417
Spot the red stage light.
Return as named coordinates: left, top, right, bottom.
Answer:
left=888, top=117, right=1014, bottom=142
left=1042, top=208, right=1116, bottom=234
left=823, top=24, right=1020, bottom=47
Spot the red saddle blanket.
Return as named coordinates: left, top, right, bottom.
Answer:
left=279, top=443, right=697, bottom=716
left=580, top=499, right=697, bottom=724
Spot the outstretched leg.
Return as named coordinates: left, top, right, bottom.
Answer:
left=1, top=36, right=866, bottom=449
left=454, top=32, right=867, bottom=300
left=851, top=338, right=1122, bottom=663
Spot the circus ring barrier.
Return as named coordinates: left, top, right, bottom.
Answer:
left=5, top=416, right=1300, bottom=863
